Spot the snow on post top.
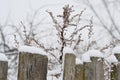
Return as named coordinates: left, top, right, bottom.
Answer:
left=82, top=50, right=104, bottom=62
left=62, top=46, right=75, bottom=66
left=0, top=53, right=8, bottom=61
left=105, top=55, right=118, bottom=64
left=18, top=45, right=47, bottom=56
left=84, top=50, right=104, bottom=58
left=63, top=46, right=75, bottom=55
left=112, top=46, right=120, bottom=54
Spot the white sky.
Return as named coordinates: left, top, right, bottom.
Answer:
left=0, top=0, right=112, bottom=48
left=0, top=0, right=82, bottom=23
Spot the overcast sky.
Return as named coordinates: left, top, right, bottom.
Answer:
left=0, top=0, right=82, bottom=23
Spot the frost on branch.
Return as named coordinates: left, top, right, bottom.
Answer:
left=47, top=5, right=93, bottom=62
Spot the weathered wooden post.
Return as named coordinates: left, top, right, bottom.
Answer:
left=83, top=50, right=104, bottom=80
left=63, top=53, right=76, bottom=80
left=111, top=54, right=120, bottom=80
left=0, top=53, right=8, bottom=80
left=83, top=57, right=104, bottom=80
left=18, top=46, right=48, bottom=80
left=75, top=64, right=83, bottom=80
left=111, top=46, right=120, bottom=80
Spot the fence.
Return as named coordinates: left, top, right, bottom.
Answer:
left=0, top=51, right=120, bottom=80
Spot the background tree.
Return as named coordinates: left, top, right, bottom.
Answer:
left=76, top=0, right=120, bottom=41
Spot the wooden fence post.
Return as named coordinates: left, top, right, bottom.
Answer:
left=0, top=54, right=8, bottom=80
left=75, top=64, right=83, bottom=80
left=83, top=57, right=104, bottom=80
left=63, top=53, right=76, bottom=80
left=111, top=54, right=120, bottom=80
left=18, top=52, right=48, bottom=80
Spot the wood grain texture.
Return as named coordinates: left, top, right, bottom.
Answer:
left=18, top=52, right=48, bottom=80
left=75, top=64, right=83, bottom=80
left=83, top=57, right=104, bottom=80
left=0, top=61, right=8, bottom=80
left=63, top=54, right=76, bottom=80
left=111, top=54, right=120, bottom=80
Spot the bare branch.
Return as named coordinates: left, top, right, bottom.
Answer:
left=86, top=0, right=117, bottom=39
left=47, top=11, right=62, bottom=32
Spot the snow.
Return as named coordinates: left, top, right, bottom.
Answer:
left=82, top=50, right=104, bottom=62
left=63, top=46, right=75, bottom=54
left=85, top=50, right=104, bottom=58
left=105, top=55, right=118, bottom=64
left=76, top=58, right=83, bottom=64
left=82, top=53, right=91, bottom=62
left=47, top=68, right=62, bottom=80
left=18, top=45, right=47, bottom=55
left=47, top=69, right=62, bottom=76
left=112, top=46, right=120, bottom=54
left=47, top=76, right=61, bottom=80
left=0, top=53, right=8, bottom=61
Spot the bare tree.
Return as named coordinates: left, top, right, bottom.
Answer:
left=78, top=0, right=120, bottom=40
left=0, top=4, right=95, bottom=79
left=47, top=5, right=93, bottom=62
